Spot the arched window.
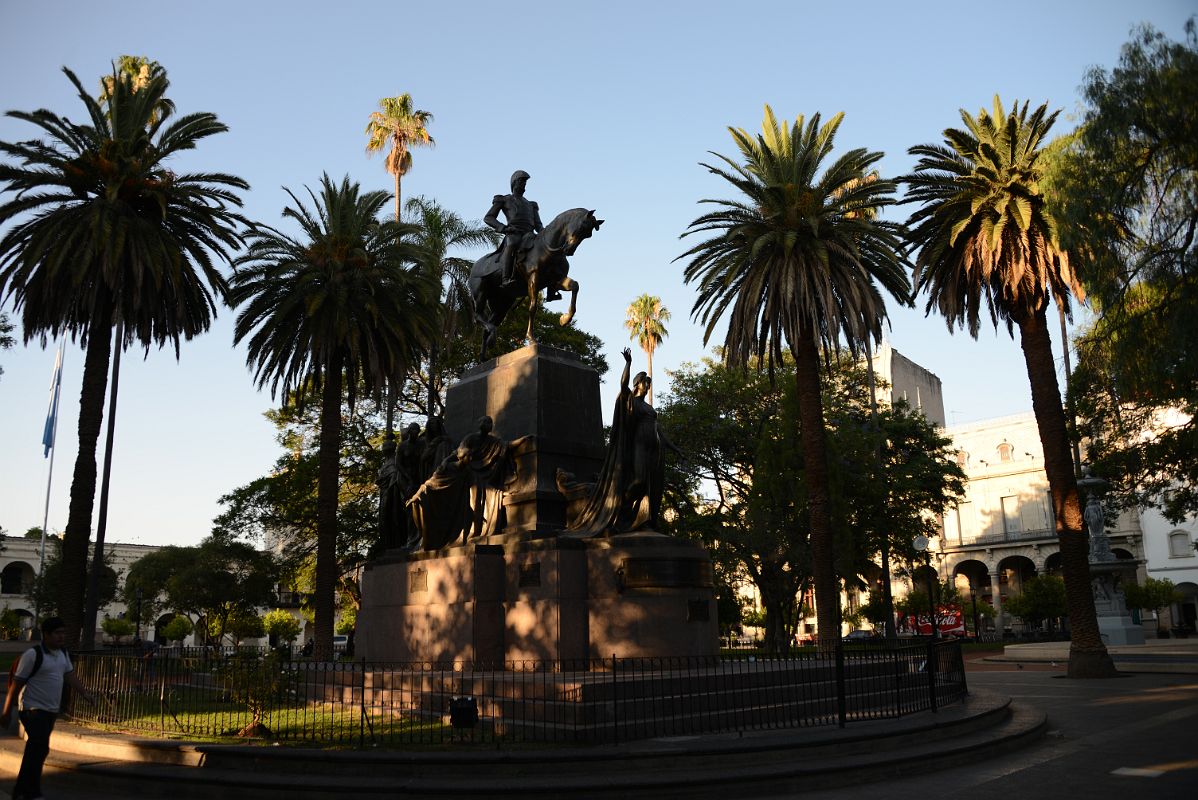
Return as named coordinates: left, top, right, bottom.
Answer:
left=997, top=442, right=1014, bottom=463
left=1169, top=531, right=1194, bottom=558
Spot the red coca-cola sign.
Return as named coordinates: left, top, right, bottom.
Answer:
left=904, top=605, right=965, bottom=636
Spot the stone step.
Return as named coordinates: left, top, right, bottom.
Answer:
left=0, top=691, right=1045, bottom=798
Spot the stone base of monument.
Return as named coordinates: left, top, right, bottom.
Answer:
left=359, top=344, right=718, bottom=662
left=358, top=531, right=718, bottom=663
left=1091, top=560, right=1147, bottom=646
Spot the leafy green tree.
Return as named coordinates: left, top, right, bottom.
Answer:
left=903, top=97, right=1114, bottom=678
left=0, top=607, right=22, bottom=640
left=216, top=650, right=300, bottom=738
left=101, top=616, right=135, bottom=643
left=1002, top=575, right=1068, bottom=631
left=122, top=538, right=277, bottom=646
left=678, top=107, right=910, bottom=649
left=365, top=93, right=434, bottom=221
left=28, top=537, right=117, bottom=617
left=224, top=609, right=265, bottom=646
left=661, top=354, right=808, bottom=652
left=1046, top=22, right=1198, bottom=522
left=23, top=527, right=44, bottom=540
left=160, top=614, right=192, bottom=644
left=263, top=609, right=301, bottom=645
left=230, top=175, right=436, bottom=660
left=895, top=579, right=961, bottom=616
left=660, top=352, right=957, bottom=651
left=335, top=607, right=357, bottom=636
left=214, top=409, right=377, bottom=633
left=1123, top=577, right=1183, bottom=633
left=0, top=63, right=246, bottom=645
left=442, top=304, right=609, bottom=380
left=624, top=294, right=671, bottom=405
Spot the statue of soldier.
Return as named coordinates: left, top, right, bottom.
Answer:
left=485, top=170, right=552, bottom=296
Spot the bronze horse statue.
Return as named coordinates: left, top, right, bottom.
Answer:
left=469, top=207, right=603, bottom=358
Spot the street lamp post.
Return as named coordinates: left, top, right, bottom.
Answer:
left=970, top=587, right=980, bottom=639
left=913, top=535, right=940, bottom=640
left=134, top=588, right=143, bottom=641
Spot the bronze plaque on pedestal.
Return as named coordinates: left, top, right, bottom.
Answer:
left=621, top=558, right=713, bottom=589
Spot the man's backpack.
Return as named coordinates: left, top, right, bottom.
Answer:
left=7, top=645, right=45, bottom=683
left=7, top=645, right=73, bottom=713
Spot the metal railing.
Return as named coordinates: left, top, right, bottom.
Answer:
left=952, top=527, right=1056, bottom=547
left=68, top=639, right=966, bottom=747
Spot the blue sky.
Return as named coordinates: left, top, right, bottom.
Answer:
left=0, top=1, right=1193, bottom=547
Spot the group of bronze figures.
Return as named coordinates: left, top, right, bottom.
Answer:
left=377, top=348, right=681, bottom=553
left=377, top=415, right=523, bottom=552
left=374, top=171, right=679, bottom=552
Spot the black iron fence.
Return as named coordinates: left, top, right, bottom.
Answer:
left=68, top=639, right=966, bottom=747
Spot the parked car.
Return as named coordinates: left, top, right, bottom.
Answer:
left=842, top=629, right=878, bottom=642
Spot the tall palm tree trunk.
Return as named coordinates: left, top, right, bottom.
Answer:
left=394, top=174, right=401, bottom=223
left=646, top=346, right=654, bottom=405
left=1017, top=305, right=1116, bottom=678
left=59, top=300, right=113, bottom=647
left=427, top=340, right=440, bottom=419
left=313, top=361, right=344, bottom=662
left=793, top=330, right=839, bottom=651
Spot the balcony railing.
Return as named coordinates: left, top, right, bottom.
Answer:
left=946, top=528, right=1056, bottom=549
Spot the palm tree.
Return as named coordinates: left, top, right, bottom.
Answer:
left=365, top=94, right=434, bottom=222
left=678, top=107, right=910, bottom=649
left=624, top=294, right=671, bottom=405
left=229, top=174, right=437, bottom=660
left=404, top=196, right=499, bottom=418
left=903, top=96, right=1115, bottom=678
left=0, top=64, right=246, bottom=645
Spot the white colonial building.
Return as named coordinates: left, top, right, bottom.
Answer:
left=0, top=535, right=160, bottom=640
left=1138, top=503, right=1198, bottom=632
left=0, top=535, right=315, bottom=647
left=936, top=412, right=1150, bottom=634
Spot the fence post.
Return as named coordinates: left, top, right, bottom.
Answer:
left=835, top=644, right=847, bottom=728
left=359, top=657, right=366, bottom=748
left=926, top=639, right=938, bottom=713
left=611, top=653, right=618, bottom=745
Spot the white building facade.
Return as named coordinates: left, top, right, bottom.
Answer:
left=937, top=412, right=1149, bottom=634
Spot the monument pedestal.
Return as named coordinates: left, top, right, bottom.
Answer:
left=445, top=344, right=605, bottom=536
left=358, top=532, right=718, bottom=662
left=1091, top=560, right=1146, bottom=646
left=358, top=344, right=718, bottom=663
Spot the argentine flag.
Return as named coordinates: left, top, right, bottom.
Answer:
left=42, top=346, right=63, bottom=457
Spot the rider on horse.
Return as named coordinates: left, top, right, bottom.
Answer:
left=485, top=170, right=559, bottom=301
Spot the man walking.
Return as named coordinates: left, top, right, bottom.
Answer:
left=1, top=617, right=95, bottom=800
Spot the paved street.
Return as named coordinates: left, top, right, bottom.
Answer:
left=779, top=670, right=1198, bottom=800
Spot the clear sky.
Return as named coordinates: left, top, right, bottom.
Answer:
left=0, top=1, right=1192, bottom=548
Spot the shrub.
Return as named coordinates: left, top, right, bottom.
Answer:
left=215, top=651, right=300, bottom=738
left=101, top=616, right=135, bottom=642
left=0, top=607, right=22, bottom=640
left=160, top=615, right=193, bottom=644
left=263, top=609, right=301, bottom=643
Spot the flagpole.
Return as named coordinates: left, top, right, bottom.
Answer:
left=34, top=341, right=65, bottom=636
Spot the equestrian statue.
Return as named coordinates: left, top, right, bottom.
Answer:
left=470, top=170, right=602, bottom=357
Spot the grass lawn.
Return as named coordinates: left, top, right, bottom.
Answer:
left=78, top=690, right=454, bottom=746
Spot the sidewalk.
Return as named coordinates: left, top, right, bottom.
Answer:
left=987, top=638, right=1198, bottom=673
